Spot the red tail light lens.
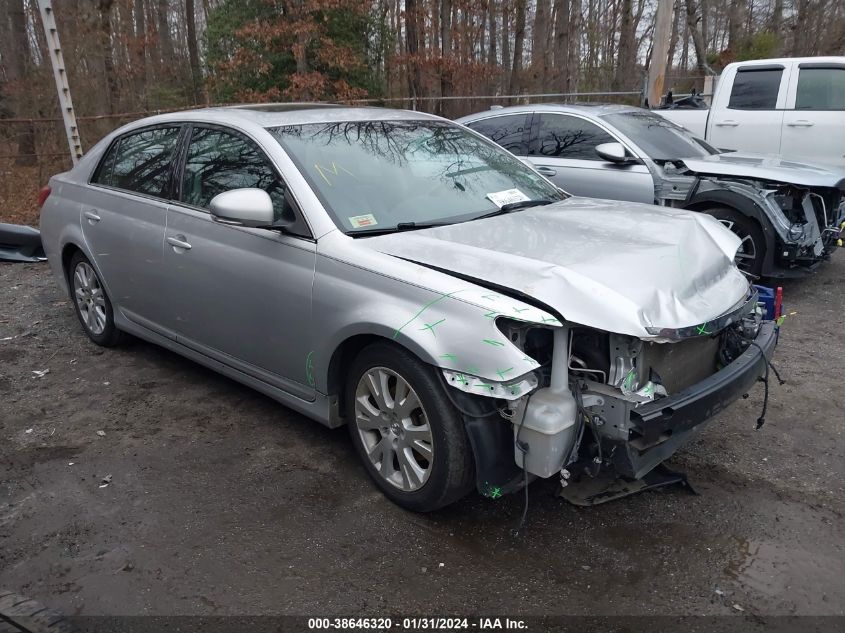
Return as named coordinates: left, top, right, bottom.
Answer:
left=37, top=185, right=52, bottom=208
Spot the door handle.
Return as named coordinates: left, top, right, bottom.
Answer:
left=787, top=120, right=815, bottom=127
left=83, top=210, right=101, bottom=223
left=536, top=166, right=557, bottom=177
left=715, top=120, right=739, bottom=127
left=166, top=235, right=192, bottom=251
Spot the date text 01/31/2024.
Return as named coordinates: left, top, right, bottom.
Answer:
left=307, top=617, right=528, bottom=630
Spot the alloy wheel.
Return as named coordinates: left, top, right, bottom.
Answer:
left=353, top=367, right=434, bottom=492
left=73, top=261, right=107, bottom=335
left=719, top=219, right=758, bottom=274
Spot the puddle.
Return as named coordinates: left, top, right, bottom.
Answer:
left=725, top=538, right=844, bottom=614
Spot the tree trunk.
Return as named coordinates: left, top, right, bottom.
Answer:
left=185, top=0, right=204, bottom=104
left=405, top=0, right=423, bottom=108
left=532, top=0, right=551, bottom=92
left=439, top=0, right=452, bottom=115
left=157, top=0, right=174, bottom=67
left=134, top=0, right=148, bottom=106
left=684, top=0, right=713, bottom=76
left=553, top=0, right=570, bottom=92
left=8, top=0, right=36, bottom=165
left=613, top=0, right=636, bottom=90
left=98, top=0, right=120, bottom=113
left=510, top=0, right=526, bottom=96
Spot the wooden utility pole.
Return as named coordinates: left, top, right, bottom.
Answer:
left=36, top=0, right=83, bottom=164
left=646, top=0, right=674, bottom=108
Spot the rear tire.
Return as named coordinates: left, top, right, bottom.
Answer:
left=0, top=591, right=77, bottom=633
left=68, top=251, right=124, bottom=347
left=346, top=342, right=475, bottom=512
left=702, top=207, right=765, bottom=277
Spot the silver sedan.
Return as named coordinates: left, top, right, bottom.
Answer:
left=40, top=105, right=776, bottom=511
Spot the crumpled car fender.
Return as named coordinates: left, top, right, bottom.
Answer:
left=311, top=232, right=559, bottom=395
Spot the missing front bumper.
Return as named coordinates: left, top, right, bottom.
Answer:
left=601, top=320, right=778, bottom=480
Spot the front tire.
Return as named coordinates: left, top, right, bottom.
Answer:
left=346, top=342, right=475, bottom=511
left=703, top=207, right=765, bottom=277
left=68, top=251, right=123, bottom=347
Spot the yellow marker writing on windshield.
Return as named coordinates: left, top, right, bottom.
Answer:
left=315, top=162, right=356, bottom=186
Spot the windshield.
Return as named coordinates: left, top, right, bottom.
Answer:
left=269, top=120, right=562, bottom=234
left=601, top=111, right=719, bottom=161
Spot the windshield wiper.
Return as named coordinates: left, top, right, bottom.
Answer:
left=474, top=198, right=556, bottom=220
left=350, top=220, right=453, bottom=237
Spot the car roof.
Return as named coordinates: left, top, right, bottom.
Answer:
left=121, top=103, right=443, bottom=130
left=456, top=102, right=643, bottom=121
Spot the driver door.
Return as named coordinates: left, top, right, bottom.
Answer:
left=526, top=113, right=655, bottom=203
left=163, top=124, right=317, bottom=399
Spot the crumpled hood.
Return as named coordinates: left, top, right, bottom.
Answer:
left=362, top=197, right=749, bottom=338
left=682, top=152, right=845, bottom=190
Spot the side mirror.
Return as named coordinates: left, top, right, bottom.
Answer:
left=209, top=188, right=276, bottom=228
left=595, top=142, right=632, bottom=164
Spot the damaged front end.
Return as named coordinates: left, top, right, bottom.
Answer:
left=656, top=160, right=845, bottom=276
left=449, top=288, right=778, bottom=504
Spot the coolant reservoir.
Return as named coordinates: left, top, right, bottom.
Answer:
left=515, top=327, right=578, bottom=478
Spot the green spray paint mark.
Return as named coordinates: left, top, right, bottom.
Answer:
left=440, top=353, right=458, bottom=362
left=474, top=382, right=494, bottom=391
left=512, top=307, right=529, bottom=314
left=482, top=339, right=505, bottom=347
left=522, top=355, right=539, bottom=365
left=455, top=373, right=469, bottom=386
left=496, top=367, right=514, bottom=380
left=465, top=366, right=481, bottom=375
left=623, top=368, right=637, bottom=391
left=305, top=351, right=315, bottom=386
left=541, top=316, right=561, bottom=324
left=696, top=323, right=711, bottom=335
left=420, top=318, right=445, bottom=336
left=489, top=487, right=503, bottom=499
left=393, top=290, right=464, bottom=339
left=482, top=293, right=500, bottom=301
left=510, top=385, right=521, bottom=396
left=483, top=311, right=498, bottom=319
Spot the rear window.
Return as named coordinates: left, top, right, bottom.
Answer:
left=796, top=67, right=845, bottom=110
left=728, top=69, right=783, bottom=110
left=464, top=114, right=530, bottom=155
left=93, top=126, right=181, bottom=198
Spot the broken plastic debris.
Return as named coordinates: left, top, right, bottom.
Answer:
left=622, top=379, right=668, bottom=402
left=31, top=369, right=50, bottom=378
left=68, top=462, right=74, bottom=466
left=96, top=430, right=106, bottom=437
left=714, top=588, right=725, bottom=596
left=732, top=604, right=744, bottom=612
left=438, top=562, right=445, bottom=568
left=99, top=474, right=113, bottom=488
left=25, top=428, right=33, bottom=434
left=0, top=336, right=14, bottom=341
left=103, top=381, right=110, bottom=386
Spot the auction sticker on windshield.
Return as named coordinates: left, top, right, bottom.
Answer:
left=486, top=188, right=529, bottom=208
left=348, top=214, right=378, bottom=228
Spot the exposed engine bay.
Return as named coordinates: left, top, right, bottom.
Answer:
left=654, top=160, right=845, bottom=275
left=448, top=288, right=776, bottom=505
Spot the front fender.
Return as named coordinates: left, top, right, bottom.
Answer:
left=310, top=249, right=560, bottom=395
left=685, top=183, right=778, bottom=275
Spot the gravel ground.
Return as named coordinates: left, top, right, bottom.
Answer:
left=1, top=258, right=843, bottom=620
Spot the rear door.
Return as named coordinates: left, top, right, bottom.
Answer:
left=163, top=124, right=317, bottom=398
left=781, top=62, right=845, bottom=167
left=708, top=65, right=788, bottom=153
left=527, top=113, right=654, bottom=203
left=82, top=125, right=182, bottom=332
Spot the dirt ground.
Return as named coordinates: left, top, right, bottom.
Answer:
left=1, top=257, right=843, bottom=622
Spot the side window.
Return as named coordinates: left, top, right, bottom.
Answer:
left=530, top=114, right=615, bottom=160
left=728, top=69, right=783, bottom=110
left=796, top=67, right=845, bottom=110
left=181, top=127, right=288, bottom=221
left=465, top=115, right=529, bottom=154
left=94, top=127, right=181, bottom=196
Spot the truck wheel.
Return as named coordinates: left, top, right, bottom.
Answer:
left=704, top=207, right=765, bottom=277
left=0, top=591, right=77, bottom=633
left=346, top=342, right=475, bottom=512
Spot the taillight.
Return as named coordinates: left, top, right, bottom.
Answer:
left=38, top=185, right=51, bottom=208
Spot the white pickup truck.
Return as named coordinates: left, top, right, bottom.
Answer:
left=656, top=57, right=845, bottom=167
